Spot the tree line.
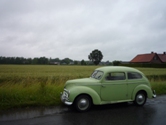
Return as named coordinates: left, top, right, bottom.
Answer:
left=0, top=56, right=119, bottom=65
left=0, top=48, right=121, bottom=65
left=0, top=49, right=105, bottom=65
left=0, top=56, right=105, bottom=65
left=0, top=56, right=75, bottom=65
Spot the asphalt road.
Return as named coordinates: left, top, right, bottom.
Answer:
left=0, top=95, right=166, bottom=125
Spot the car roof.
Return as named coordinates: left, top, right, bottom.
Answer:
left=96, top=66, right=143, bottom=74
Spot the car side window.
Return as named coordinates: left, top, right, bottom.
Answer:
left=128, top=72, right=142, bottom=79
left=105, top=72, right=125, bottom=80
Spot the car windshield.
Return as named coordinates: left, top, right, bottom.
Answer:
left=91, top=70, right=104, bottom=80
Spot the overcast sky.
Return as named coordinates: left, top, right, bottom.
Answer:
left=0, top=0, right=166, bottom=61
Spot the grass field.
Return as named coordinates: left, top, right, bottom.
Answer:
left=0, top=65, right=166, bottom=110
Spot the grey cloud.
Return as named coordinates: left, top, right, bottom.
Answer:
left=0, top=0, right=166, bottom=61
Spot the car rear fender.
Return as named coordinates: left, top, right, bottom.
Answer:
left=132, top=84, right=153, bottom=100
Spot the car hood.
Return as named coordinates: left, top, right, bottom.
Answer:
left=65, top=78, right=100, bottom=86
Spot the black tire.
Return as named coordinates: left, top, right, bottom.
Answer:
left=134, top=91, right=147, bottom=106
left=74, top=95, right=92, bottom=112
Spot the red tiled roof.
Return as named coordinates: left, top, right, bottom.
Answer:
left=130, top=52, right=166, bottom=63
left=130, top=53, right=156, bottom=63
left=158, top=54, right=166, bottom=62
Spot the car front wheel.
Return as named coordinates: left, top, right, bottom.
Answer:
left=134, top=91, right=147, bottom=106
left=74, top=95, right=92, bottom=112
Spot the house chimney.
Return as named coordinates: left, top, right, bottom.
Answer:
left=151, top=51, right=154, bottom=54
left=163, top=52, right=166, bottom=54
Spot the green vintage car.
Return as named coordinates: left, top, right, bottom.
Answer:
left=61, top=66, right=156, bottom=112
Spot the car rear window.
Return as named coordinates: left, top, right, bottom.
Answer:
left=127, top=72, right=142, bottom=79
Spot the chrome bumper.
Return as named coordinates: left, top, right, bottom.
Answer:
left=152, top=90, right=156, bottom=98
left=60, top=92, right=73, bottom=105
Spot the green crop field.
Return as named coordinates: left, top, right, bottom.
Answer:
left=0, top=65, right=166, bottom=110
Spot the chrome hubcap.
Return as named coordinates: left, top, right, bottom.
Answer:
left=137, top=94, right=145, bottom=104
left=78, top=98, right=89, bottom=110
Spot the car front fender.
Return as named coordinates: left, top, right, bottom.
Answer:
left=68, top=86, right=101, bottom=105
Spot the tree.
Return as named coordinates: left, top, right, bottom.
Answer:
left=81, top=60, right=86, bottom=65
left=74, top=60, right=78, bottom=65
left=61, top=58, right=73, bottom=65
left=113, top=60, right=121, bottom=66
left=88, top=49, right=103, bottom=65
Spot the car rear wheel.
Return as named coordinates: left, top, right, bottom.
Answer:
left=75, top=95, right=92, bottom=112
left=134, top=91, right=147, bottom=106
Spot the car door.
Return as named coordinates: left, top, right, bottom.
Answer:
left=100, top=72, right=128, bottom=101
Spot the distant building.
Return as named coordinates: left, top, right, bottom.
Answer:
left=69, top=62, right=74, bottom=65
left=50, top=62, right=60, bottom=65
left=130, top=52, right=166, bottom=64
